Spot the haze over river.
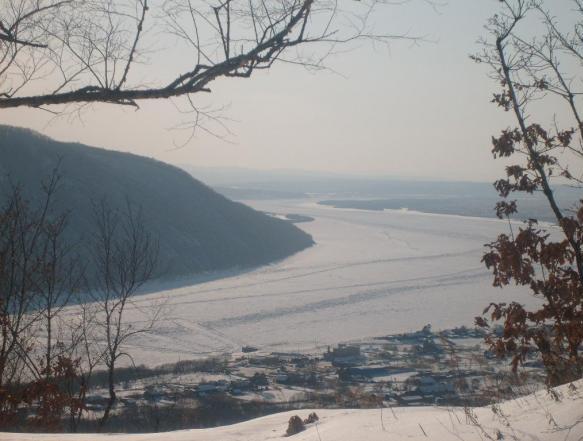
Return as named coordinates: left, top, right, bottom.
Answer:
left=98, top=200, right=535, bottom=366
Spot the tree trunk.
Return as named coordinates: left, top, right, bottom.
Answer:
left=98, top=363, right=116, bottom=431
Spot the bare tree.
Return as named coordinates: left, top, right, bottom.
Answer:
left=0, top=173, right=60, bottom=389
left=89, top=199, right=159, bottom=429
left=0, top=0, right=419, bottom=115
left=0, top=169, right=161, bottom=430
left=64, top=301, right=103, bottom=432
left=474, top=0, right=583, bottom=385
left=0, top=169, right=89, bottom=429
left=35, top=200, right=85, bottom=381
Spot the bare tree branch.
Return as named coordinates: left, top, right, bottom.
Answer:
left=0, top=0, right=423, bottom=114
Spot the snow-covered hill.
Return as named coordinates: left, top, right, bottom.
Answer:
left=3, top=380, right=582, bottom=441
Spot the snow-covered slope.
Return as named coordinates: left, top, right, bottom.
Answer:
left=4, top=380, right=582, bottom=441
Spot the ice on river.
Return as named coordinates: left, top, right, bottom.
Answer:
left=83, top=200, right=535, bottom=366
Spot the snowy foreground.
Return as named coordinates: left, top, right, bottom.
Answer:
left=70, top=199, right=538, bottom=365
left=3, top=380, right=582, bottom=441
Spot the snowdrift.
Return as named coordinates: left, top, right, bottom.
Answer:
left=2, top=379, right=582, bottom=441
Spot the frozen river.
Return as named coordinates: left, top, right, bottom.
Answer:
left=111, top=200, right=534, bottom=365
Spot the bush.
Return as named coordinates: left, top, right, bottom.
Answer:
left=304, top=412, right=319, bottom=424
left=286, top=415, right=305, bottom=436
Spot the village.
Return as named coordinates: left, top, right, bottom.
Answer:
left=84, top=325, right=546, bottom=431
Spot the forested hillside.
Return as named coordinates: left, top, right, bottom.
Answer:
left=0, top=125, right=314, bottom=279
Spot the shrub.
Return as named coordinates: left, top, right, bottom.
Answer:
left=304, top=412, right=319, bottom=424
left=286, top=415, right=305, bottom=436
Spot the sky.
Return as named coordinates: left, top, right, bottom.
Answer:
left=0, top=0, right=572, bottom=181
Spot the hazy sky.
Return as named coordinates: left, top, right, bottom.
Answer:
left=1, top=0, right=570, bottom=181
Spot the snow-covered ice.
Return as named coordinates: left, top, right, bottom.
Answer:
left=68, top=200, right=537, bottom=365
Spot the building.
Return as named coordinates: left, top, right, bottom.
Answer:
left=324, top=344, right=362, bottom=366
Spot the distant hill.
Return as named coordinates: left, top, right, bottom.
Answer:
left=0, top=126, right=314, bottom=279
left=181, top=165, right=581, bottom=222
left=213, top=186, right=308, bottom=200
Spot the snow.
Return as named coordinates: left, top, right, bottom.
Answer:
left=235, top=385, right=309, bottom=402
left=60, top=199, right=538, bottom=366
left=3, top=379, right=582, bottom=440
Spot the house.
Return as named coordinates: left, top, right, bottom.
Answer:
left=197, top=380, right=229, bottom=396
left=275, top=373, right=289, bottom=383
left=324, top=344, right=362, bottom=366
left=396, top=394, right=426, bottom=406
left=230, top=379, right=251, bottom=395
left=345, top=366, right=392, bottom=379
left=416, top=376, right=455, bottom=395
